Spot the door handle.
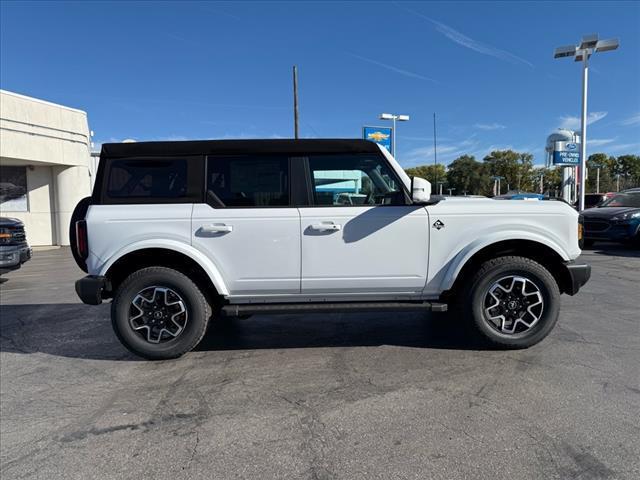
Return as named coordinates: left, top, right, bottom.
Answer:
left=200, top=223, right=233, bottom=233
left=310, top=222, right=341, bottom=232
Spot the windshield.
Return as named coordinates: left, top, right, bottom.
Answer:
left=600, top=192, right=640, bottom=208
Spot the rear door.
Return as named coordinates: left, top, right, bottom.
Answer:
left=192, top=155, right=300, bottom=296
left=299, top=153, right=429, bottom=295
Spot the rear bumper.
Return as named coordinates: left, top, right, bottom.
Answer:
left=75, top=275, right=109, bottom=305
left=564, top=262, right=591, bottom=296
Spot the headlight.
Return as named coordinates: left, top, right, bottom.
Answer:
left=0, top=228, right=10, bottom=243
left=611, top=211, right=640, bottom=221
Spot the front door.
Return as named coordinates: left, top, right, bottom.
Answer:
left=192, top=155, right=300, bottom=296
left=299, top=153, right=429, bottom=295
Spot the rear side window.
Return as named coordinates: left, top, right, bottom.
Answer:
left=206, top=156, right=289, bottom=207
left=102, top=157, right=202, bottom=204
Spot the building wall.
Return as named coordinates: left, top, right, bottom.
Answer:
left=0, top=90, right=92, bottom=246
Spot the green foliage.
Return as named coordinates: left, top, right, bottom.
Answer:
left=405, top=164, right=446, bottom=186
left=404, top=149, right=640, bottom=197
left=445, top=155, right=490, bottom=195
left=586, top=153, right=640, bottom=192
left=483, top=150, right=535, bottom=192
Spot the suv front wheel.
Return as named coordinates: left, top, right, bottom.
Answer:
left=458, top=256, right=560, bottom=349
left=111, top=267, right=211, bottom=359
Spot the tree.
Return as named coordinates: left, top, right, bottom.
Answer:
left=534, top=166, right=563, bottom=196
left=586, top=153, right=617, bottom=193
left=617, top=155, right=640, bottom=189
left=405, top=164, right=446, bottom=189
left=483, top=150, right=535, bottom=193
left=445, top=155, right=489, bottom=195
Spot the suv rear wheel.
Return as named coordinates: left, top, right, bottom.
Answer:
left=111, top=267, right=211, bottom=359
left=457, top=256, right=560, bottom=349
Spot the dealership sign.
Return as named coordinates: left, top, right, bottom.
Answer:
left=553, top=141, right=581, bottom=166
left=363, top=126, right=392, bottom=153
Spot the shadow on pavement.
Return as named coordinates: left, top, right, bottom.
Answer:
left=584, top=242, right=640, bottom=257
left=0, top=303, right=488, bottom=361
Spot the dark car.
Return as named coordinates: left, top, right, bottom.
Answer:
left=580, top=192, right=640, bottom=247
left=0, top=217, right=32, bottom=274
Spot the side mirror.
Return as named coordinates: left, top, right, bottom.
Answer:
left=411, top=176, right=431, bottom=203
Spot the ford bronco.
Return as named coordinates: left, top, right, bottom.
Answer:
left=72, top=139, right=590, bottom=359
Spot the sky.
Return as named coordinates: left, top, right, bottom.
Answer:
left=1, top=0, right=639, bottom=168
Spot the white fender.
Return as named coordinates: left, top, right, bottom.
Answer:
left=440, top=230, right=571, bottom=292
left=98, top=238, right=230, bottom=296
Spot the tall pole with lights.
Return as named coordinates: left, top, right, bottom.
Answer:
left=554, top=34, right=619, bottom=211
left=379, top=113, right=410, bottom=158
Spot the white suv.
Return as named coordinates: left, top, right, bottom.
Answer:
left=72, top=139, right=590, bottom=359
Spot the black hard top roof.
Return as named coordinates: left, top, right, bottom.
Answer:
left=100, top=139, right=381, bottom=158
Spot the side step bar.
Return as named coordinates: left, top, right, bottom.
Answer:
left=221, top=301, right=447, bottom=317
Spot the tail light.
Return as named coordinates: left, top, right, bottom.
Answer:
left=75, top=220, right=88, bottom=259
left=578, top=215, right=584, bottom=249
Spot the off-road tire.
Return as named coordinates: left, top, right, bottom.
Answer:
left=456, top=256, right=561, bottom=349
left=111, top=267, right=211, bottom=360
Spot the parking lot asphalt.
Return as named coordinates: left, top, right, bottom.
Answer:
left=1, top=246, right=639, bottom=480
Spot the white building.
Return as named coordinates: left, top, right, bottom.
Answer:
left=0, top=90, right=93, bottom=246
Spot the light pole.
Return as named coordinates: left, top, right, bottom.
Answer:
left=554, top=34, right=619, bottom=211
left=539, top=172, right=544, bottom=194
left=593, top=164, right=602, bottom=193
left=379, top=113, right=410, bottom=158
left=492, top=176, right=505, bottom=196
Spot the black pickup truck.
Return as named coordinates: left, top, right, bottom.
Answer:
left=0, top=217, right=32, bottom=274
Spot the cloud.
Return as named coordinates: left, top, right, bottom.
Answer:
left=402, top=7, right=533, bottom=67
left=587, top=138, right=615, bottom=147
left=559, top=111, right=608, bottom=130
left=402, top=138, right=479, bottom=166
left=474, top=123, right=506, bottom=130
left=620, top=113, right=640, bottom=126
left=347, top=53, right=438, bottom=83
left=603, top=142, right=640, bottom=154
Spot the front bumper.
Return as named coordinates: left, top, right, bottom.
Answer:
left=0, top=245, right=32, bottom=273
left=76, top=275, right=109, bottom=305
left=564, top=262, right=591, bottom=296
left=584, top=219, right=640, bottom=242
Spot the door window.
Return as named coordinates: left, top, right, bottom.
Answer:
left=207, top=156, right=289, bottom=207
left=308, top=154, right=406, bottom=206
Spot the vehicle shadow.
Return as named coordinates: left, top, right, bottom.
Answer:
left=0, top=303, right=489, bottom=361
left=585, top=242, right=640, bottom=258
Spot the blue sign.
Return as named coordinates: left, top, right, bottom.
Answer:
left=363, top=126, right=392, bottom=153
left=553, top=150, right=580, bottom=166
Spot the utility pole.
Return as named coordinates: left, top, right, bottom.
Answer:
left=293, top=65, right=299, bottom=139
left=433, top=113, right=438, bottom=188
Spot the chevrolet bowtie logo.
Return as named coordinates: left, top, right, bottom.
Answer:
left=367, top=131, right=390, bottom=142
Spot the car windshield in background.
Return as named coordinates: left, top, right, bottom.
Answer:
left=600, top=193, right=640, bottom=208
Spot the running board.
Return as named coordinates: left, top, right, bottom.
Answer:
left=221, top=301, right=447, bottom=317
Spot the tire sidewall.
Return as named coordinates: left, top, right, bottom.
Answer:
left=469, top=261, right=560, bottom=348
left=112, top=268, right=207, bottom=359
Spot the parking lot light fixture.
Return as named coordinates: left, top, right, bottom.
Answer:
left=378, top=112, right=410, bottom=158
left=553, top=34, right=619, bottom=211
